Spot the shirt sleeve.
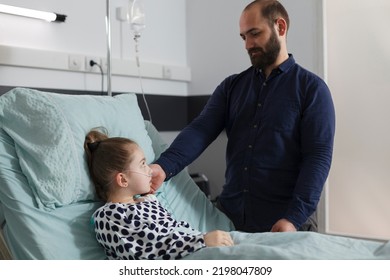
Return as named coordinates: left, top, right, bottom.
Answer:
left=285, top=75, right=336, bottom=228
left=154, top=77, right=232, bottom=180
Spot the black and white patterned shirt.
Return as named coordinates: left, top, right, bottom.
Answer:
left=93, top=195, right=206, bottom=260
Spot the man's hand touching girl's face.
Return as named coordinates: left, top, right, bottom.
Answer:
left=148, top=164, right=166, bottom=193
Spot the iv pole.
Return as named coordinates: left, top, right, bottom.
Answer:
left=105, top=0, right=112, bottom=96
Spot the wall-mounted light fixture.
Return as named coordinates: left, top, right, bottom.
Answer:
left=0, top=4, right=66, bottom=22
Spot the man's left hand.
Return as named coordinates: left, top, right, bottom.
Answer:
left=270, top=218, right=297, bottom=232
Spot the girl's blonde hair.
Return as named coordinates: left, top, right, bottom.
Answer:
left=84, top=128, right=138, bottom=201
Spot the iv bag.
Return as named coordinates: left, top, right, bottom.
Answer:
left=128, top=0, right=145, bottom=37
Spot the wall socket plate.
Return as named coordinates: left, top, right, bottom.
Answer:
left=85, top=56, right=101, bottom=72
left=68, top=55, right=84, bottom=71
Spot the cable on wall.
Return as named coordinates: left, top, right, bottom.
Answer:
left=89, top=60, right=105, bottom=94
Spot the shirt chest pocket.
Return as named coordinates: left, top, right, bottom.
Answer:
left=261, top=98, right=301, bottom=132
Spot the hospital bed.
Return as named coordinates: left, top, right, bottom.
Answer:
left=0, top=87, right=389, bottom=260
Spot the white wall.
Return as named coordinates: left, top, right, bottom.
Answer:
left=0, top=0, right=323, bottom=103
left=325, top=0, right=390, bottom=240
left=0, top=0, right=188, bottom=95
left=186, top=0, right=248, bottom=96
left=186, top=0, right=324, bottom=97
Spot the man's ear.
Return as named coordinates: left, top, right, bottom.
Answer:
left=275, top=18, right=287, bottom=36
left=115, top=172, right=128, bottom=188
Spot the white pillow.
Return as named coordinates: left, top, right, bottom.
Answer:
left=0, top=88, right=154, bottom=210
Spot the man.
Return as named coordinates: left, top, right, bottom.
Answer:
left=150, top=0, right=335, bottom=233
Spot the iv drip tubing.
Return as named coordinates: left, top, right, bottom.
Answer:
left=106, top=0, right=112, bottom=96
left=134, top=37, right=152, bottom=123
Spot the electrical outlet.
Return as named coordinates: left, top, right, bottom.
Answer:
left=85, top=56, right=101, bottom=72
left=68, top=55, right=84, bottom=71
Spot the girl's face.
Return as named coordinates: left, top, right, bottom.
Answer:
left=124, top=146, right=152, bottom=195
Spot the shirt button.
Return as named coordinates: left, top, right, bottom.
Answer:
left=258, top=103, right=262, bottom=107
left=248, top=145, right=252, bottom=149
left=244, top=167, right=248, bottom=171
left=263, top=82, right=267, bottom=86
left=253, top=124, right=258, bottom=128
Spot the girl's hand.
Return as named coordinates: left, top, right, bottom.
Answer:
left=204, top=230, right=234, bottom=247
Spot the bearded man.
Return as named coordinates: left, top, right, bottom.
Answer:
left=151, top=0, right=335, bottom=233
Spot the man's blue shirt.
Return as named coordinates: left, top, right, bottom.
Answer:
left=155, top=55, right=335, bottom=232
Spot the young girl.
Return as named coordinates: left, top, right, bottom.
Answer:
left=84, top=128, right=233, bottom=260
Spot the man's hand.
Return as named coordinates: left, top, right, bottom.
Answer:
left=149, top=164, right=166, bottom=193
left=270, top=218, right=297, bottom=232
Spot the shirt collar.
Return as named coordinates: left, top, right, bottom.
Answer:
left=278, top=54, right=295, bottom=73
left=255, top=54, right=295, bottom=76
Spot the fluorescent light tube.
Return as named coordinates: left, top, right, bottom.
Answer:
left=0, top=4, right=66, bottom=22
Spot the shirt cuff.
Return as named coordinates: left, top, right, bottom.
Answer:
left=154, top=157, right=175, bottom=181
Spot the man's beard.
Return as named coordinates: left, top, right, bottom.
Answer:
left=248, top=29, right=280, bottom=70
